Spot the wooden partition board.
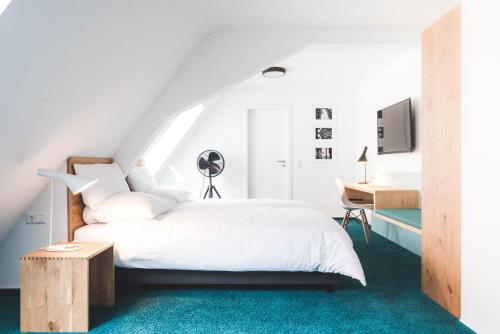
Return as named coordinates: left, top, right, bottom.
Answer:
left=421, top=5, right=461, bottom=317
left=374, top=191, right=419, bottom=210
left=344, top=184, right=419, bottom=210
left=66, top=157, right=114, bottom=242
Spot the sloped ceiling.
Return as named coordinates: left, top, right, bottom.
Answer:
left=0, top=0, right=458, bottom=240
left=0, top=0, right=209, bottom=239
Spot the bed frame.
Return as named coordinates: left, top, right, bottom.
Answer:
left=67, top=157, right=345, bottom=288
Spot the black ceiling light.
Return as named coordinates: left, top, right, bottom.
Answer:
left=262, top=66, right=286, bottom=78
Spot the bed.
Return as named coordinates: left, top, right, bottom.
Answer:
left=67, top=157, right=366, bottom=288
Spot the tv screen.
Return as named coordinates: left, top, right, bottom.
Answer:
left=377, top=98, right=414, bottom=154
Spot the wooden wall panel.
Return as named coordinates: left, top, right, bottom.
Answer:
left=421, top=6, right=461, bottom=317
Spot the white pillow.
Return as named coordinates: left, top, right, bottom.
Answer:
left=149, top=185, right=191, bottom=203
left=126, top=166, right=157, bottom=192
left=74, top=163, right=130, bottom=211
left=84, top=192, right=175, bottom=223
left=83, top=206, right=99, bottom=224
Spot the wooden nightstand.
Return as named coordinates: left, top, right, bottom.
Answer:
left=20, top=242, right=114, bottom=332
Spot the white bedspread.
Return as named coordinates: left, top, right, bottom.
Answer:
left=74, top=199, right=366, bottom=285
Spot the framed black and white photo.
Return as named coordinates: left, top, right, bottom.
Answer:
left=315, top=108, right=333, bottom=120
left=315, top=147, right=333, bottom=160
left=315, top=127, right=332, bottom=140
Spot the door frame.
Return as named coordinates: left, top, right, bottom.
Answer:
left=244, top=104, right=294, bottom=199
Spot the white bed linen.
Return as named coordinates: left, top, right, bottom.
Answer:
left=74, top=199, right=366, bottom=285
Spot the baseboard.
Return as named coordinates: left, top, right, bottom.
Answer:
left=459, top=318, right=477, bottom=333
left=0, top=285, right=19, bottom=289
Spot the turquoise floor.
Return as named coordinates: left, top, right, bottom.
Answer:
left=0, top=221, right=472, bottom=333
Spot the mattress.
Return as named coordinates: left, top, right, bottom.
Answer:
left=74, top=199, right=366, bottom=285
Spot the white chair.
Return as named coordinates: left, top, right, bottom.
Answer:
left=334, top=178, right=373, bottom=243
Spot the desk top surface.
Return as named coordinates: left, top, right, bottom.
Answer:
left=344, top=183, right=418, bottom=194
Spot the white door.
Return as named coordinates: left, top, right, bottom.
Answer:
left=247, top=107, right=291, bottom=199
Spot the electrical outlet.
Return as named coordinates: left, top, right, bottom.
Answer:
left=26, top=213, right=46, bottom=224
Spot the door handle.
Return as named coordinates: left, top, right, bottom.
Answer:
left=277, top=160, right=286, bottom=163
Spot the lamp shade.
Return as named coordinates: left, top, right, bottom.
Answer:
left=357, top=146, right=368, bottom=163
left=37, top=169, right=98, bottom=194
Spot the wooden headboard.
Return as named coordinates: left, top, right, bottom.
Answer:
left=67, top=157, right=114, bottom=241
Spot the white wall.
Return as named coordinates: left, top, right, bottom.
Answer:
left=354, top=50, right=422, bottom=189
left=159, top=86, right=358, bottom=217
left=0, top=165, right=68, bottom=288
left=354, top=50, right=422, bottom=254
left=461, top=1, right=500, bottom=333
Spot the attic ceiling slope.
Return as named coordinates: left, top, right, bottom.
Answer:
left=0, top=0, right=209, bottom=241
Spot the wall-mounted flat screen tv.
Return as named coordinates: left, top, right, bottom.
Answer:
left=377, top=98, right=415, bottom=154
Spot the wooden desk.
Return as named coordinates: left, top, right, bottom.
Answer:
left=20, top=242, right=114, bottom=332
left=344, top=183, right=419, bottom=210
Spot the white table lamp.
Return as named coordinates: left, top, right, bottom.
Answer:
left=36, top=169, right=98, bottom=252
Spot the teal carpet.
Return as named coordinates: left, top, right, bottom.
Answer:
left=0, top=221, right=472, bottom=333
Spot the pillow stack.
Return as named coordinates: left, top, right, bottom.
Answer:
left=74, top=163, right=130, bottom=211
left=125, top=165, right=157, bottom=193
left=83, top=192, right=175, bottom=223
left=126, top=166, right=192, bottom=203
left=75, top=162, right=181, bottom=224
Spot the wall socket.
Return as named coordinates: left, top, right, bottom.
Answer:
left=26, top=213, right=46, bottom=224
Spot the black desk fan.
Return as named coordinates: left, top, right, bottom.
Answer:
left=197, top=150, right=224, bottom=199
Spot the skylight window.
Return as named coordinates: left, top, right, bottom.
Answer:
left=0, top=0, right=11, bottom=16
left=143, top=104, right=205, bottom=174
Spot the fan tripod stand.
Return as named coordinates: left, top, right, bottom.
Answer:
left=203, top=174, right=221, bottom=199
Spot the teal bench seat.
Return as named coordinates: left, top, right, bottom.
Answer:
left=374, top=208, right=422, bottom=235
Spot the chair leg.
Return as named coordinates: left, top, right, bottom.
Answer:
left=341, top=210, right=348, bottom=229
left=360, top=209, right=371, bottom=244
left=341, top=210, right=351, bottom=230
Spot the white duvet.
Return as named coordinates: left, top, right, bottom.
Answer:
left=74, top=199, right=366, bottom=286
